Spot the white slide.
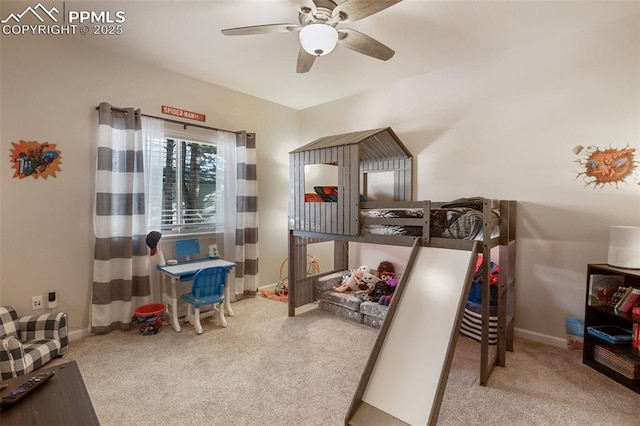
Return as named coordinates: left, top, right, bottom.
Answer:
left=347, top=243, right=479, bottom=426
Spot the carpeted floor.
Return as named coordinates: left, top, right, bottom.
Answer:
left=54, top=296, right=639, bottom=425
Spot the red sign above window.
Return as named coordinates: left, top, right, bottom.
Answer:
left=161, top=105, right=206, bottom=122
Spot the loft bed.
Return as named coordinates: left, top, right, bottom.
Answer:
left=287, top=127, right=517, bottom=385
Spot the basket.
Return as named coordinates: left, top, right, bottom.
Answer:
left=134, top=304, right=166, bottom=335
left=565, top=317, right=584, bottom=351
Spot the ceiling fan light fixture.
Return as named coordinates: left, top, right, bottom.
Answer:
left=299, top=24, right=338, bottom=56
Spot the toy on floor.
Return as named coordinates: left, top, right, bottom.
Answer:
left=264, top=254, right=321, bottom=302
left=275, top=280, right=288, bottom=296
left=260, top=280, right=289, bottom=302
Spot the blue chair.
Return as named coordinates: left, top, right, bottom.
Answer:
left=181, top=266, right=228, bottom=334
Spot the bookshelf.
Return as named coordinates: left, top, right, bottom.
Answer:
left=583, top=264, right=640, bottom=394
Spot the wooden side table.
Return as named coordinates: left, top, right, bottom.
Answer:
left=0, top=360, right=99, bottom=425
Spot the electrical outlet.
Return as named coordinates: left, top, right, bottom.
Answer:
left=32, top=295, right=43, bottom=311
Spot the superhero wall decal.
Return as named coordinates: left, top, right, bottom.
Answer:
left=574, top=145, right=638, bottom=189
left=10, top=140, right=62, bottom=179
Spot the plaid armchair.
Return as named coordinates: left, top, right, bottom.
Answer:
left=0, top=305, right=69, bottom=380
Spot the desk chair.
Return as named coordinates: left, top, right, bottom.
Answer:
left=181, top=266, right=228, bottom=335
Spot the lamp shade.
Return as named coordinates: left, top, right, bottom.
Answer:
left=299, top=24, right=338, bottom=56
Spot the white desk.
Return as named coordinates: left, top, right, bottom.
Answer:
left=157, top=258, right=236, bottom=332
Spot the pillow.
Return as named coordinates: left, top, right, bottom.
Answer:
left=314, top=186, right=339, bottom=202
left=305, top=193, right=325, bottom=202
left=313, top=186, right=367, bottom=202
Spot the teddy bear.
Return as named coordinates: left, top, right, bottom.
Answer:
left=359, top=273, right=381, bottom=295
left=333, top=265, right=372, bottom=293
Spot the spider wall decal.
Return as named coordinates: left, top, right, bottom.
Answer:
left=573, top=144, right=638, bottom=189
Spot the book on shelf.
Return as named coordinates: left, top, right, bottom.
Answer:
left=588, top=274, right=625, bottom=306
left=614, top=287, right=635, bottom=310
left=620, top=288, right=640, bottom=312
left=606, top=286, right=629, bottom=308
left=633, top=323, right=640, bottom=350
left=594, top=344, right=640, bottom=379
left=595, top=345, right=640, bottom=368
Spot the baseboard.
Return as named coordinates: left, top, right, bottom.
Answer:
left=514, top=327, right=567, bottom=349
left=257, top=283, right=278, bottom=292
left=68, top=328, right=92, bottom=342
left=67, top=313, right=569, bottom=351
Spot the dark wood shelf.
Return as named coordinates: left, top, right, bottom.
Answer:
left=583, top=264, right=640, bottom=395
left=588, top=303, right=640, bottom=323
left=583, top=358, right=640, bottom=393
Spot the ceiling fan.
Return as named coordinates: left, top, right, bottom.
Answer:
left=221, top=0, right=402, bottom=73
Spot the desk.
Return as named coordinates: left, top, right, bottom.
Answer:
left=157, top=258, right=236, bottom=332
left=0, top=360, right=99, bottom=425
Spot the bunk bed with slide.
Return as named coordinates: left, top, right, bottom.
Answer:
left=287, top=127, right=516, bottom=385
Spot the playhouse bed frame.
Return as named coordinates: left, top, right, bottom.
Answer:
left=287, top=128, right=517, bottom=385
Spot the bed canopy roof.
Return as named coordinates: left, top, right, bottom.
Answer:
left=290, top=127, right=412, bottom=162
left=289, top=126, right=414, bottom=236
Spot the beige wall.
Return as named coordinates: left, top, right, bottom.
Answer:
left=299, top=13, right=640, bottom=346
left=0, top=35, right=299, bottom=334
left=1, top=7, right=638, bottom=347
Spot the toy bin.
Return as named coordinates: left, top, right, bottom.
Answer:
left=134, top=304, right=166, bottom=335
left=565, top=317, right=584, bottom=351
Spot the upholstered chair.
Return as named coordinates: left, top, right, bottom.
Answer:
left=0, top=305, right=68, bottom=379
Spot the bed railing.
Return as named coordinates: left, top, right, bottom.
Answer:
left=288, top=198, right=517, bottom=387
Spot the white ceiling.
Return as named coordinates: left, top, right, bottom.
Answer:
left=7, top=0, right=639, bottom=110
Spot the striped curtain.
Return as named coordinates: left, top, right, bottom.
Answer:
left=234, top=131, right=259, bottom=295
left=91, top=102, right=151, bottom=333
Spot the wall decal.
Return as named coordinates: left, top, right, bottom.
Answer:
left=573, top=145, right=638, bottom=188
left=10, top=140, right=62, bottom=179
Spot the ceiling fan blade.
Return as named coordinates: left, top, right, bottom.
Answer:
left=221, top=23, right=299, bottom=36
left=296, top=47, right=317, bottom=73
left=333, top=0, right=402, bottom=23
left=338, top=28, right=395, bottom=61
left=289, top=0, right=317, bottom=14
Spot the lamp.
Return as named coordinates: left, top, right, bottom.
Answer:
left=299, top=23, right=338, bottom=56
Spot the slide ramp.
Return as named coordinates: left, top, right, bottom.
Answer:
left=347, top=241, right=479, bottom=426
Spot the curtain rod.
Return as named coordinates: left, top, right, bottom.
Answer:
left=95, top=105, right=241, bottom=135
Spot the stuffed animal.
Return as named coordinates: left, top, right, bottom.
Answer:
left=370, top=261, right=398, bottom=304
left=333, top=265, right=371, bottom=293
left=375, top=261, right=395, bottom=281
left=386, top=277, right=399, bottom=287
left=360, top=273, right=381, bottom=293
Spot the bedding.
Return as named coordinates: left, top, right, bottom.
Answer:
left=360, top=197, right=499, bottom=240
left=314, top=186, right=339, bottom=201
left=304, top=186, right=367, bottom=202
left=304, top=193, right=325, bottom=202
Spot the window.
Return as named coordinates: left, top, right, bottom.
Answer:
left=144, top=119, right=233, bottom=236
left=160, top=138, right=218, bottom=234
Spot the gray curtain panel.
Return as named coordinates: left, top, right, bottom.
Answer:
left=235, top=131, right=259, bottom=294
left=91, top=102, right=151, bottom=334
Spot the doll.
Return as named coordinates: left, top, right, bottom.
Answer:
left=370, top=261, right=398, bottom=304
